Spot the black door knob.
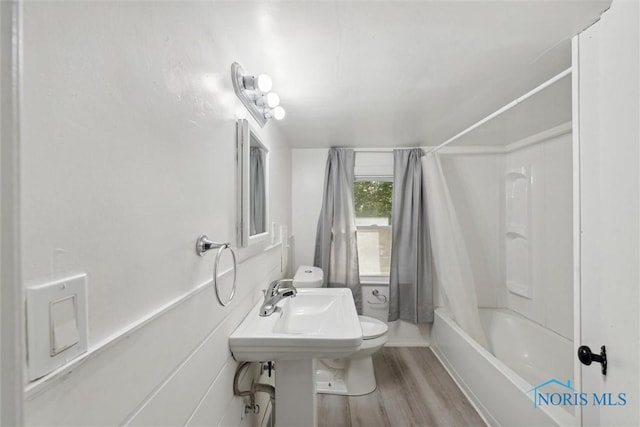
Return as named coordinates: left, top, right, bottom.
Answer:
left=578, top=345, right=607, bottom=375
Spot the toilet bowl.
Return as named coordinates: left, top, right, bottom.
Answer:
left=292, top=265, right=389, bottom=395
left=315, top=315, right=388, bottom=396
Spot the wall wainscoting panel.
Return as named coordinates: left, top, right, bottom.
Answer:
left=25, top=248, right=283, bottom=426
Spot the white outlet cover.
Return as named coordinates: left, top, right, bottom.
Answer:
left=26, top=273, right=88, bottom=381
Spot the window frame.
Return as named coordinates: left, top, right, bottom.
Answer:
left=353, top=175, right=393, bottom=283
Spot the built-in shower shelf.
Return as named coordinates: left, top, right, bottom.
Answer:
left=506, top=228, right=527, bottom=239
left=506, top=281, right=533, bottom=300
left=506, top=170, right=528, bottom=180
left=505, top=164, right=532, bottom=299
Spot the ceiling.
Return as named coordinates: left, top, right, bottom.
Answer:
left=220, top=1, right=610, bottom=148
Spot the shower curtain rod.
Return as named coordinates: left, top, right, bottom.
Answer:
left=352, top=148, right=395, bottom=153
left=427, top=67, right=572, bottom=154
left=351, top=147, right=424, bottom=153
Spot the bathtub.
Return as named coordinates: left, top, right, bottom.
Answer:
left=431, top=308, right=576, bottom=426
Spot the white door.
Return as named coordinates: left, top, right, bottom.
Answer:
left=575, top=1, right=640, bottom=425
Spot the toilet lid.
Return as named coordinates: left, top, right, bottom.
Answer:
left=359, top=315, right=388, bottom=339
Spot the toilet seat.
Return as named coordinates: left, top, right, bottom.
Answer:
left=359, top=315, right=388, bottom=340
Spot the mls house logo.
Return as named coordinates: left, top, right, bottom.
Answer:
left=528, top=379, right=627, bottom=408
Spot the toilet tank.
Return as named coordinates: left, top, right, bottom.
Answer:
left=293, top=265, right=323, bottom=288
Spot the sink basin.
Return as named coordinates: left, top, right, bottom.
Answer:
left=229, top=288, right=363, bottom=361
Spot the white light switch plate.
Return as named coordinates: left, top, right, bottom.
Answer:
left=50, top=295, right=79, bottom=356
left=26, top=274, right=88, bottom=381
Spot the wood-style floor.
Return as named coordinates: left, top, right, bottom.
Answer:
left=317, top=347, right=486, bottom=427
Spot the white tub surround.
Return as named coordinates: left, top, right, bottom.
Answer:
left=432, top=308, right=575, bottom=427
left=504, top=131, right=573, bottom=340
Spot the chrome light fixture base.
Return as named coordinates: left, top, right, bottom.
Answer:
left=232, top=62, right=267, bottom=127
left=231, top=62, right=285, bottom=127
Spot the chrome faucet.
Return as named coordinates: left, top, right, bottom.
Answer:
left=259, top=279, right=297, bottom=317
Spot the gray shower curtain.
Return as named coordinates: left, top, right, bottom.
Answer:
left=250, top=147, right=266, bottom=235
left=388, top=148, right=433, bottom=323
left=313, top=148, right=362, bottom=312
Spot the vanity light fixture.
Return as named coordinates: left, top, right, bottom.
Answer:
left=259, top=93, right=280, bottom=109
left=231, top=62, right=286, bottom=127
left=243, top=74, right=272, bottom=92
left=265, top=106, right=286, bottom=120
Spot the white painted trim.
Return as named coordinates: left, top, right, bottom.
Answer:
left=504, top=122, right=572, bottom=153
left=0, top=1, right=23, bottom=425
left=354, top=175, right=393, bottom=181
left=24, top=242, right=283, bottom=399
left=237, top=119, right=271, bottom=248
left=571, top=34, right=583, bottom=427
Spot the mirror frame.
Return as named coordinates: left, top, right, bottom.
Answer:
left=237, top=119, right=270, bottom=247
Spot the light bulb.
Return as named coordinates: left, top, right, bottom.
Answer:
left=266, top=92, right=280, bottom=108
left=256, top=74, right=272, bottom=92
left=273, top=106, right=286, bottom=120
left=254, top=92, right=280, bottom=109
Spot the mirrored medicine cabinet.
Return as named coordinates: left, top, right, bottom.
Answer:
left=237, top=119, right=269, bottom=247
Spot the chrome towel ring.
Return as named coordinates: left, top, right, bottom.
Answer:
left=196, top=234, right=237, bottom=306
left=366, top=288, right=388, bottom=305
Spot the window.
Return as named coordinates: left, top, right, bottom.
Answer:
left=354, top=179, right=393, bottom=279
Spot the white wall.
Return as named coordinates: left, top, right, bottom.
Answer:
left=291, top=150, right=395, bottom=269
left=21, top=2, right=290, bottom=426
left=505, top=133, right=573, bottom=339
left=291, top=142, right=573, bottom=341
left=291, top=149, right=504, bottom=304
left=291, top=149, right=329, bottom=268
left=290, top=148, right=503, bottom=345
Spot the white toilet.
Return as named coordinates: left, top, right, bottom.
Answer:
left=292, top=265, right=389, bottom=396
left=292, top=265, right=324, bottom=289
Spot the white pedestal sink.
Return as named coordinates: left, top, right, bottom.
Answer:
left=229, top=288, right=362, bottom=426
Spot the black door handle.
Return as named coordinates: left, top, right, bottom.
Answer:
left=578, top=345, right=607, bottom=375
